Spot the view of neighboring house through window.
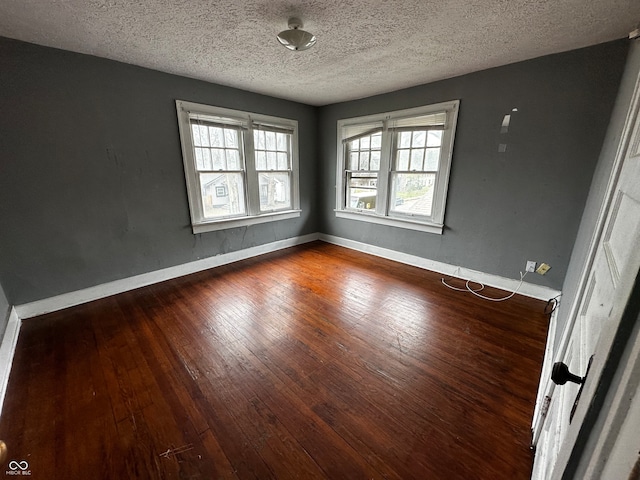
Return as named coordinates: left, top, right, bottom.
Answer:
left=176, top=100, right=300, bottom=233
left=192, top=121, right=246, bottom=218
left=336, top=101, right=459, bottom=234
left=253, top=126, right=292, bottom=211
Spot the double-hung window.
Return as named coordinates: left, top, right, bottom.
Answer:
left=176, top=100, right=300, bottom=233
left=336, top=100, right=459, bottom=234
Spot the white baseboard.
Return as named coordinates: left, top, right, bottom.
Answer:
left=15, top=231, right=560, bottom=320
left=0, top=307, right=20, bottom=416
left=319, top=233, right=561, bottom=301
left=16, top=233, right=320, bottom=319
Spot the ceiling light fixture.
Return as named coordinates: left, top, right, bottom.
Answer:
left=276, top=17, right=316, bottom=51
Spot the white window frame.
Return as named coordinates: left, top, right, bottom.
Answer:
left=176, top=100, right=301, bottom=234
left=335, top=100, right=459, bottom=234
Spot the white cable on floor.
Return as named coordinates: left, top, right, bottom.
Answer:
left=441, top=277, right=484, bottom=293
left=441, top=271, right=528, bottom=302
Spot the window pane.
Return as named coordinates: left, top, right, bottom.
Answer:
left=410, top=149, right=424, bottom=170
left=202, top=148, right=212, bottom=170
left=397, top=150, right=410, bottom=171
left=267, top=151, right=277, bottom=170
left=224, top=128, right=238, bottom=148
left=255, top=130, right=265, bottom=150
left=211, top=149, right=224, bottom=170
left=350, top=138, right=360, bottom=150
left=277, top=152, right=289, bottom=170
left=195, top=147, right=204, bottom=170
left=266, top=131, right=276, bottom=150
left=360, top=136, right=370, bottom=149
left=256, top=151, right=266, bottom=170
left=276, top=132, right=288, bottom=151
left=198, top=126, right=209, bottom=148
left=255, top=129, right=290, bottom=172
left=360, top=151, right=370, bottom=170
left=371, top=132, right=382, bottom=149
left=347, top=172, right=377, bottom=210
left=226, top=150, right=240, bottom=170
left=349, top=152, right=359, bottom=170
left=192, top=125, right=203, bottom=147
left=425, top=148, right=440, bottom=170
left=259, top=172, right=291, bottom=211
left=370, top=151, right=381, bottom=170
left=199, top=172, right=246, bottom=219
left=209, top=127, right=223, bottom=147
left=390, top=173, right=436, bottom=217
left=399, top=132, right=411, bottom=148
left=427, top=130, right=442, bottom=147
left=412, top=130, right=426, bottom=148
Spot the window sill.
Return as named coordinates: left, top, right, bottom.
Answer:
left=334, top=210, right=443, bottom=234
left=192, top=210, right=301, bottom=234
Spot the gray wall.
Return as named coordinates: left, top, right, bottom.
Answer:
left=554, top=39, right=640, bottom=353
left=0, top=281, right=9, bottom=338
left=0, top=36, right=630, bottom=306
left=318, top=41, right=628, bottom=292
left=0, top=37, right=318, bottom=305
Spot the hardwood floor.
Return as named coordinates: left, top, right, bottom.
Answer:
left=0, top=241, right=549, bottom=479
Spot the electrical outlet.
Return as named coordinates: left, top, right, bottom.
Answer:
left=526, top=261, right=536, bottom=273
left=536, top=263, right=551, bottom=275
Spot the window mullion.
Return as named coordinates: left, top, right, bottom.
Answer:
left=244, top=126, right=260, bottom=216
left=376, top=121, right=392, bottom=216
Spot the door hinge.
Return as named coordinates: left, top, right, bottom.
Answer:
left=540, top=395, right=552, bottom=418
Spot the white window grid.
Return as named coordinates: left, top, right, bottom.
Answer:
left=176, top=100, right=301, bottom=233
left=335, top=101, right=459, bottom=234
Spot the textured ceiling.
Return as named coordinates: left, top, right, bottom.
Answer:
left=1, top=0, right=639, bottom=106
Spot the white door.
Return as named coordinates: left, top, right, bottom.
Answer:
left=532, top=65, right=640, bottom=479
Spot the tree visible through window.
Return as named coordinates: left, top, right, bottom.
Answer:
left=336, top=101, right=459, bottom=234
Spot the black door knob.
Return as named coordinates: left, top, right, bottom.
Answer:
left=551, top=362, right=584, bottom=386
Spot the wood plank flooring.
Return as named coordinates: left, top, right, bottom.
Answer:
left=0, top=241, right=549, bottom=479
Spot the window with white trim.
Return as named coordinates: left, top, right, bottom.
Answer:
left=176, top=100, right=300, bottom=233
left=336, top=101, right=459, bottom=234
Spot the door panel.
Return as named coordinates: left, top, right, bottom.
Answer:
left=603, top=190, right=640, bottom=286
left=581, top=276, right=599, bottom=370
